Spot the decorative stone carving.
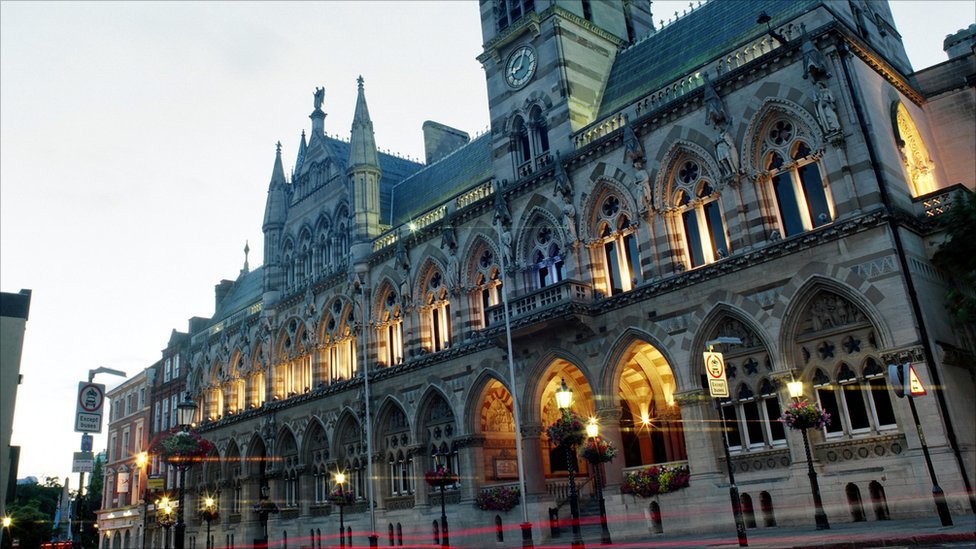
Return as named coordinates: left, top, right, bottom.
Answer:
left=702, top=73, right=730, bottom=131
left=800, top=26, right=831, bottom=82
left=715, top=128, right=740, bottom=180
left=622, top=115, right=645, bottom=168
left=801, top=292, right=866, bottom=333
left=485, top=398, right=515, bottom=433
left=812, top=81, right=841, bottom=134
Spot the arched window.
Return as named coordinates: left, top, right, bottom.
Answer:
left=722, top=378, right=786, bottom=451
left=511, top=106, right=550, bottom=178
left=422, top=270, right=451, bottom=352
left=761, top=119, right=833, bottom=237
left=496, top=0, right=535, bottom=32
left=323, top=301, right=357, bottom=382
left=376, top=285, right=404, bottom=366
left=422, top=394, right=460, bottom=486
left=278, top=433, right=299, bottom=508
left=596, top=194, right=640, bottom=295
left=894, top=103, right=937, bottom=197
left=672, top=159, right=729, bottom=268
left=470, top=247, right=502, bottom=329
left=528, top=224, right=564, bottom=289
left=530, top=106, right=550, bottom=155
left=813, top=359, right=897, bottom=437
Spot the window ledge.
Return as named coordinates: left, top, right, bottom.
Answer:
left=814, top=432, right=906, bottom=465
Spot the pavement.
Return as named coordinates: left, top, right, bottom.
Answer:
left=488, top=515, right=976, bottom=549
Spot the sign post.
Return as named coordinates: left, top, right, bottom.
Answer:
left=704, top=351, right=729, bottom=398
left=75, top=382, right=106, bottom=433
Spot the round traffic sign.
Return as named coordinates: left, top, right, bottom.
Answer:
left=78, top=383, right=104, bottom=412
left=705, top=353, right=725, bottom=379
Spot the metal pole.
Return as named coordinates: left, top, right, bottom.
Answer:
left=174, top=466, right=186, bottom=549
left=495, top=215, right=534, bottom=548
left=76, top=471, right=85, bottom=548
left=142, top=490, right=150, bottom=549
left=907, top=396, right=953, bottom=526
left=799, top=429, right=830, bottom=529
left=439, top=483, right=449, bottom=548
left=339, top=503, right=344, bottom=549
left=565, top=443, right=584, bottom=549
left=593, top=460, right=611, bottom=545
left=717, top=403, right=748, bottom=546
left=359, top=286, right=379, bottom=548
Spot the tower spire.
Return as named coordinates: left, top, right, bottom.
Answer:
left=350, top=75, right=380, bottom=169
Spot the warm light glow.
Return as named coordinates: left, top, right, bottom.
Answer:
left=586, top=419, right=599, bottom=438
left=204, top=497, right=215, bottom=508
left=640, top=414, right=651, bottom=427
left=788, top=379, right=804, bottom=399
left=408, top=222, right=418, bottom=232
left=555, top=378, right=573, bottom=410
left=334, top=472, right=346, bottom=485
left=136, top=451, right=148, bottom=468
left=2, top=516, right=11, bottom=528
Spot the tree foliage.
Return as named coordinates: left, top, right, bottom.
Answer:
left=932, top=190, right=976, bottom=326
left=6, top=477, right=61, bottom=548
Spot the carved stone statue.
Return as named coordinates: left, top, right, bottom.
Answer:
left=637, top=168, right=654, bottom=212
left=800, top=26, right=830, bottom=82
left=313, top=87, right=325, bottom=110
left=497, top=221, right=514, bottom=268
left=440, top=215, right=457, bottom=254
left=715, top=129, right=740, bottom=179
left=561, top=194, right=578, bottom=244
left=493, top=181, right=512, bottom=227
left=552, top=151, right=573, bottom=201
left=623, top=116, right=645, bottom=168
left=702, top=73, right=729, bottom=130
left=813, top=81, right=841, bottom=133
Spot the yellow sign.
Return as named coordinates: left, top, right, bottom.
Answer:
left=907, top=364, right=927, bottom=396
left=704, top=351, right=729, bottom=398
left=147, top=475, right=164, bottom=490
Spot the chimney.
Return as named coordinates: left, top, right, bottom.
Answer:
left=422, top=121, right=470, bottom=164
left=215, top=279, right=234, bottom=310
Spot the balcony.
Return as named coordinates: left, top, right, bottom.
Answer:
left=485, top=279, right=594, bottom=337
left=912, top=184, right=970, bottom=221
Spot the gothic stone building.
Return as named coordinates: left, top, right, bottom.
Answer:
left=162, top=1, right=974, bottom=546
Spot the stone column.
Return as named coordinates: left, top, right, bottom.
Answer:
left=408, top=445, right=430, bottom=510
left=595, top=407, right=625, bottom=489
left=674, top=389, right=722, bottom=475
left=457, top=436, right=485, bottom=503
left=520, top=423, right=547, bottom=496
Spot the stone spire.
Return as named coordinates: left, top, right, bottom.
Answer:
left=310, top=86, right=327, bottom=136
left=349, top=75, right=380, bottom=169
left=293, top=130, right=307, bottom=179
left=263, top=142, right=289, bottom=293
left=241, top=240, right=250, bottom=276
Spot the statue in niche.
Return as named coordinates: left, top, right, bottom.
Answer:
left=813, top=81, right=841, bottom=133
left=492, top=181, right=512, bottom=227
left=702, top=73, right=729, bottom=130
left=552, top=153, right=578, bottom=244
left=715, top=128, right=740, bottom=179
left=552, top=151, right=573, bottom=200
left=440, top=214, right=457, bottom=254
left=313, top=87, right=325, bottom=110
left=637, top=168, right=654, bottom=212
left=498, top=222, right=514, bottom=269
left=800, top=26, right=830, bottom=82
left=446, top=250, right=461, bottom=295
left=622, top=116, right=645, bottom=168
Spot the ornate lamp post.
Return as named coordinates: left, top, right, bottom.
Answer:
left=554, top=378, right=584, bottom=549
left=333, top=472, right=350, bottom=549
left=584, top=420, right=612, bottom=545
left=425, top=465, right=458, bottom=549
left=786, top=380, right=830, bottom=530
left=136, top=451, right=150, bottom=549
left=157, top=497, right=175, bottom=549
left=2, top=515, right=12, bottom=549
left=200, top=497, right=218, bottom=549
left=174, top=392, right=199, bottom=549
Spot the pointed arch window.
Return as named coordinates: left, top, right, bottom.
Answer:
left=530, top=106, right=550, bottom=156
left=422, top=271, right=451, bottom=352
left=511, top=106, right=551, bottom=178
left=496, top=0, right=535, bottom=32
left=813, top=358, right=897, bottom=438
left=376, top=287, right=404, bottom=367
left=471, top=248, right=502, bottom=329
left=673, top=160, right=729, bottom=268
left=324, top=302, right=357, bottom=383
left=763, top=119, right=834, bottom=237
left=528, top=225, right=564, bottom=289
left=596, top=194, right=640, bottom=295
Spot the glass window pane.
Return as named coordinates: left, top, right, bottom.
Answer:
left=682, top=210, right=705, bottom=267
left=772, top=173, right=804, bottom=236
left=817, top=388, right=843, bottom=434
left=604, top=240, right=623, bottom=294
left=869, top=378, right=897, bottom=427
left=798, top=163, right=831, bottom=227
left=703, top=200, right=729, bottom=258
left=624, top=233, right=640, bottom=283
left=554, top=259, right=564, bottom=282
left=722, top=405, right=742, bottom=448
left=843, top=384, right=871, bottom=431
left=743, top=401, right=765, bottom=447
left=765, top=398, right=786, bottom=442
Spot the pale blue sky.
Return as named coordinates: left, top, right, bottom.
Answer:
left=1, top=0, right=973, bottom=484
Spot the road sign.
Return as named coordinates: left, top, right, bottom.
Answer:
left=906, top=364, right=927, bottom=396
left=887, top=363, right=906, bottom=398
left=81, top=434, right=93, bottom=452
left=704, top=351, right=729, bottom=398
left=148, top=475, right=165, bottom=490
left=75, top=381, right=105, bottom=433
left=72, top=451, right=94, bottom=473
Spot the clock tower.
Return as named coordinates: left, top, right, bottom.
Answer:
left=478, top=0, right=654, bottom=182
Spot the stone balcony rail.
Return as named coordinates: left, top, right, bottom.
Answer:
left=486, top=279, right=593, bottom=328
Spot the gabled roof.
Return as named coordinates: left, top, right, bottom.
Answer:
left=386, top=133, right=492, bottom=227
left=324, top=137, right=425, bottom=219
left=212, top=266, right=264, bottom=324
left=598, top=0, right=820, bottom=119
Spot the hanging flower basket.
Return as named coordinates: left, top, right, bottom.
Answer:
left=781, top=400, right=831, bottom=431
left=579, top=436, right=617, bottom=464
left=475, top=486, right=521, bottom=512
left=199, top=508, right=219, bottom=522
left=329, top=488, right=356, bottom=506
left=424, top=467, right=460, bottom=488
left=149, top=428, right=215, bottom=464
left=621, top=465, right=691, bottom=498
left=252, top=499, right=279, bottom=516
left=546, top=410, right=586, bottom=448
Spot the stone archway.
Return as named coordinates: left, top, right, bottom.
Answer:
left=536, top=360, right=594, bottom=479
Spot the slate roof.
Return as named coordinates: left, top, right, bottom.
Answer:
left=598, top=0, right=820, bottom=119
left=386, top=133, right=493, bottom=227
left=324, top=137, right=425, bottom=222
left=212, top=266, right=264, bottom=323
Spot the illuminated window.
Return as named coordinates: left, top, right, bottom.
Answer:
left=376, top=287, right=404, bottom=366
left=529, top=225, right=564, bottom=289
left=422, top=271, right=451, bottom=352
left=672, top=160, right=729, bottom=268
left=596, top=194, right=640, bottom=295
left=471, top=247, right=502, bottom=329
left=894, top=103, right=937, bottom=197
left=763, top=120, right=833, bottom=237
left=323, top=302, right=357, bottom=382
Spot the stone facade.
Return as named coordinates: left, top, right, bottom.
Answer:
left=128, top=1, right=975, bottom=547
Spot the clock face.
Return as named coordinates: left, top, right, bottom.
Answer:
left=505, top=45, right=537, bottom=89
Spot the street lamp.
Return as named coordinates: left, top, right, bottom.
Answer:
left=554, top=378, right=584, bottom=549
left=2, top=515, right=12, bottom=549
left=787, top=380, right=830, bottom=530
left=585, top=420, right=612, bottom=545
left=136, top=451, right=149, bottom=549
left=157, top=497, right=175, bottom=549
left=334, top=472, right=347, bottom=549
left=174, top=392, right=199, bottom=549
left=200, top=497, right=218, bottom=549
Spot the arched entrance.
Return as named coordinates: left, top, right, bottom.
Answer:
left=537, top=362, right=593, bottom=480
left=614, top=341, right=685, bottom=467
left=475, top=378, right=517, bottom=483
